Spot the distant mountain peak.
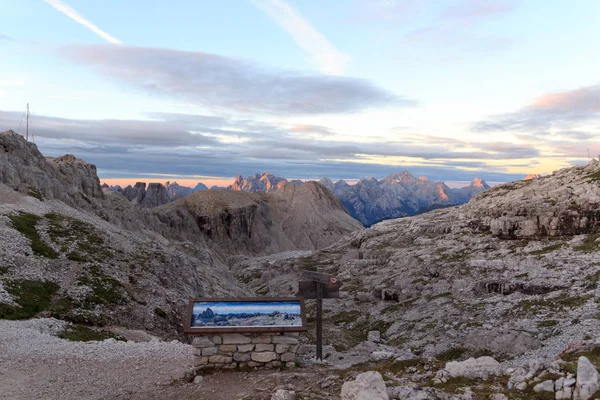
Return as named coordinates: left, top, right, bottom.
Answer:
left=471, top=178, right=490, bottom=189
left=523, top=173, right=541, bottom=181
left=384, top=171, right=417, bottom=183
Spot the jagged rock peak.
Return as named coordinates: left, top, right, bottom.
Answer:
left=0, top=130, right=104, bottom=203
left=471, top=177, right=491, bottom=189
left=230, top=171, right=287, bottom=192
left=384, top=171, right=417, bottom=183
left=523, top=173, right=541, bottom=180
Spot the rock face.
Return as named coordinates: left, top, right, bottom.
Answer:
left=0, top=130, right=104, bottom=207
left=154, top=181, right=364, bottom=255
left=319, top=171, right=489, bottom=226
left=229, top=172, right=290, bottom=192
left=463, top=162, right=600, bottom=237
left=575, top=356, right=600, bottom=400
left=341, top=371, right=389, bottom=400
left=119, top=181, right=207, bottom=208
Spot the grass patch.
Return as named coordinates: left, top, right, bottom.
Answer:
left=45, top=213, right=111, bottom=260
left=0, top=280, right=60, bottom=319
left=77, top=270, right=124, bottom=308
left=9, top=213, right=57, bottom=258
left=57, top=324, right=124, bottom=342
left=0, top=266, right=10, bottom=274
left=537, top=319, right=559, bottom=327
left=575, top=233, right=600, bottom=253
left=518, top=293, right=591, bottom=314
left=587, top=171, right=600, bottom=182
left=154, top=307, right=167, bottom=318
left=529, top=243, right=564, bottom=256
left=435, top=347, right=468, bottom=362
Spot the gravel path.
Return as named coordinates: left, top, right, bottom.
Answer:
left=0, top=319, right=193, bottom=400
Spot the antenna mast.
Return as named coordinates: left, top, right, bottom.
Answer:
left=26, top=103, right=29, bottom=141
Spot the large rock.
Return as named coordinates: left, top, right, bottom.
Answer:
left=341, top=371, right=389, bottom=400
left=575, top=356, right=600, bottom=400
left=271, top=390, right=295, bottom=400
left=444, top=356, right=501, bottom=379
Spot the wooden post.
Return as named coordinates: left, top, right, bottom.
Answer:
left=316, top=281, right=323, bottom=361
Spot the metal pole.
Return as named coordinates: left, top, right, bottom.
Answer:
left=26, top=103, right=29, bottom=141
left=316, top=281, right=323, bottom=361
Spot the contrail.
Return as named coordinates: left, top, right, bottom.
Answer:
left=43, top=0, right=122, bottom=45
left=251, top=0, right=348, bottom=75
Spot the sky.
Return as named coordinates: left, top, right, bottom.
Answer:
left=193, top=301, right=301, bottom=316
left=1, top=0, right=599, bottom=187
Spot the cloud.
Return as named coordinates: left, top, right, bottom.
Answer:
left=443, top=0, right=516, bottom=24
left=251, top=0, right=348, bottom=75
left=43, top=0, right=122, bottom=45
left=0, top=34, right=12, bottom=42
left=474, top=84, right=600, bottom=132
left=0, top=109, right=536, bottom=183
left=61, top=44, right=407, bottom=115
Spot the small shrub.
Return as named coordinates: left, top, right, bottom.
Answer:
left=154, top=307, right=167, bottom=318
left=57, top=324, right=124, bottom=342
left=537, top=320, right=559, bottom=327
left=529, top=243, right=564, bottom=255
left=27, top=187, right=44, bottom=201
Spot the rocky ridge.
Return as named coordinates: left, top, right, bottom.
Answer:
left=319, top=172, right=490, bottom=226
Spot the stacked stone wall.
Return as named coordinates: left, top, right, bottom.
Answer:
left=192, top=332, right=299, bottom=370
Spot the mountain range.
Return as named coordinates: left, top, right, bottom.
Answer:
left=1, top=128, right=600, bottom=399
left=111, top=171, right=490, bottom=226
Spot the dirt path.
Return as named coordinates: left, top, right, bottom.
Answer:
left=0, top=319, right=341, bottom=400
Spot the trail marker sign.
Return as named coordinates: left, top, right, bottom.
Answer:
left=296, top=270, right=342, bottom=360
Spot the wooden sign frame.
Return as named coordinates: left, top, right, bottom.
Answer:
left=184, top=297, right=308, bottom=334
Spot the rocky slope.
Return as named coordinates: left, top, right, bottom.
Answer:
left=153, top=181, right=363, bottom=256
left=232, top=161, right=600, bottom=366
left=0, top=130, right=362, bottom=339
left=320, top=172, right=490, bottom=226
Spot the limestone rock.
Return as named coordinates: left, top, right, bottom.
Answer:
left=575, top=356, right=600, bottom=400
left=251, top=352, right=277, bottom=363
left=367, top=330, right=381, bottom=342
left=533, top=380, right=554, bottom=393
left=222, top=334, right=252, bottom=345
left=271, top=389, right=296, bottom=400
left=341, top=371, right=389, bottom=400
left=444, top=357, right=501, bottom=379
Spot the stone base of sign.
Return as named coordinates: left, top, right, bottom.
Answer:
left=192, top=333, right=300, bottom=370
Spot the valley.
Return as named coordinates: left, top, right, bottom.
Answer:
left=0, top=130, right=599, bottom=399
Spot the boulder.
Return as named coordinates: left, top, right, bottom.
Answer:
left=368, top=331, right=381, bottom=342
left=444, top=356, right=501, bottom=379
left=575, top=356, right=600, bottom=400
left=341, top=371, right=389, bottom=400
left=271, top=389, right=295, bottom=400
left=533, top=380, right=554, bottom=393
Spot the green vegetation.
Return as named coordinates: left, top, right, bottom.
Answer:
left=57, top=324, right=124, bottom=342
left=76, top=265, right=124, bottom=308
left=587, top=171, right=600, bottom=182
left=9, top=213, right=57, bottom=258
left=0, top=279, right=60, bottom=319
left=45, top=213, right=111, bottom=261
left=435, top=347, right=468, bottom=362
left=518, top=293, right=591, bottom=315
left=529, top=243, right=565, bottom=256
left=27, top=187, right=44, bottom=201
left=537, top=319, right=559, bottom=327
left=575, top=233, right=600, bottom=253
left=0, top=266, right=10, bottom=274
left=154, top=307, right=167, bottom=318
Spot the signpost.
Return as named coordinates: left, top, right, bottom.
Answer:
left=296, top=270, right=342, bottom=360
